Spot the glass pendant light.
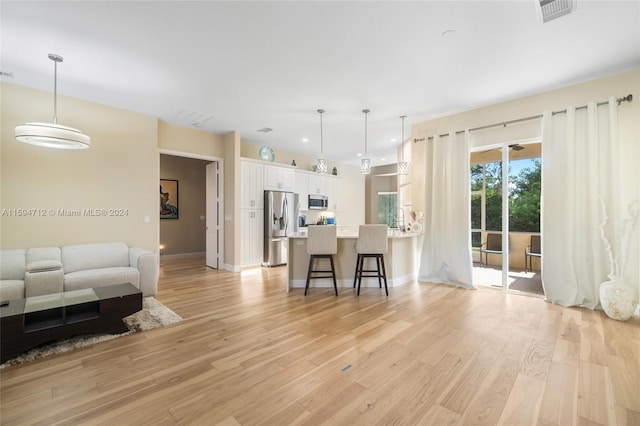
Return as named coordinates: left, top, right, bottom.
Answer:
left=316, top=109, right=327, bottom=174
left=361, top=109, right=371, bottom=175
left=15, top=54, right=90, bottom=149
left=397, top=115, right=408, bottom=175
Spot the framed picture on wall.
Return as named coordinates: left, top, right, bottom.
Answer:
left=160, top=179, right=179, bottom=219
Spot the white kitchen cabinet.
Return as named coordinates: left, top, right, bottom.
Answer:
left=241, top=209, right=264, bottom=266
left=308, top=173, right=326, bottom=195
left=264, top=164, right=295, bottom=191
left=325, top=175, right=342, bottom=210
left=294, top=172, right=309, bottom=211
left=241, top=160, right=264, bottom=209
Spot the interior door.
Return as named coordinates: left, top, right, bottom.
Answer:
left=206, top=162, right=221, bottom=269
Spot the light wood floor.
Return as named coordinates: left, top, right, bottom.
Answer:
left=1, top=256, right=639, bottom=425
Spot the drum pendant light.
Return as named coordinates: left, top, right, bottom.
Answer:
left=15, top=54, right=90, bottom=149
left=397, top=115, right=408, bottom=175
left=316, top=109, right=327, bottom=174
left=361, top=109, right=371, bottom=175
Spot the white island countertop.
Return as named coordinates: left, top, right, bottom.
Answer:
left=290, top=228, right=420, bottom=239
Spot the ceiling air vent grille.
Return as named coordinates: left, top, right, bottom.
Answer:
left=537, top=0, right=576, bottom=23
left=175, top=109, right=213, bottom=128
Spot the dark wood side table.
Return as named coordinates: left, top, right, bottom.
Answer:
left=1, top=283, right=142, bottom=363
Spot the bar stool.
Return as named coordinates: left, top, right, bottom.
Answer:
left=353, top=224, right=388, bottom=296
left=305, top=225, right=338, bottom=296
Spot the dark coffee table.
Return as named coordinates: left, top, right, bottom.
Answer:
left=0, top=283, right=142, bottom=363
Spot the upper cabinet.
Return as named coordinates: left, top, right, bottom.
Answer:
left=294, top=172, right=309, bottom=211
left=264, top=164, right=295, bottom=192
left=325, top=176, right=341, bottom=211
left=241, top=160, right=264, bottom=209
left=307, top=173, right=326, bottom=195
left=295, top=170, right=341, bottom=211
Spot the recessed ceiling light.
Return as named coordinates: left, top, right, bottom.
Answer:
left=357, top=153, right=362, bottom=157
left=391, top=138, right=397, bottom=143
left=381, top=158, right=386, bottom=161
left=257, top=127, right=273, bottom=133
left=302, top=138, right=308, bottom=143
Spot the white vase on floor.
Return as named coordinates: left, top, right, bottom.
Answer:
left=599, top=276, right=638, bottom=321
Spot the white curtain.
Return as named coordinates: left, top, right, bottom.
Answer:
left=418, top=131, right=474, bottom=289
left=541, top=99, right=620, bottom=308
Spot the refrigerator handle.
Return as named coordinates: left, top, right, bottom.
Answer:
left=283, top=196, right=289, bottom=234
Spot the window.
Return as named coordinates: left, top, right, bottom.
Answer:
left=378, top=192, right=398, bottom=228
left=470, top=161, right=503, bottom=247
left=508, top=158, right=541, bottom=232
left=470, top=154, right=541, bottom=241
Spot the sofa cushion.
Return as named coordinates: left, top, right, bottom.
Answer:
left=0, top=249, right=26, bottom=280
left=62, top=243, right=129, bottom=274
left=64, top=267, right=140, bottom=292
left=0, top=280, right=25, bottom=301
left=27, top=247, right=61, bottom=264
left=27, top=260, right=63, bottom=272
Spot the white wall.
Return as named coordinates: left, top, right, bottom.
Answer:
left=1, top=83, right=159, bottom=251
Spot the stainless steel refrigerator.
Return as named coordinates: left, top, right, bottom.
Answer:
left=263, top=191, right=298, bottom=266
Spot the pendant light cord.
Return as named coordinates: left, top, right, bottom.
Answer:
left=400, top=115, right=406, bottom=163
left=320, top=111, right=323, bottom=157
left=363, top=109, right=370, bottom=155
left=318, top=109, right=325, bottom=158
left=53, top=58, right=58, bottom=124
left=49, top=53, right=63, bottom=125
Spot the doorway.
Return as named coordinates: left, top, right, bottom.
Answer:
left=470, top=141, right=543, bottom=295
left=159, top=151, right=224, bottom=269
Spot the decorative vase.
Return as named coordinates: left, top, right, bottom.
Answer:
left=599, top=276, right=638, bottom=321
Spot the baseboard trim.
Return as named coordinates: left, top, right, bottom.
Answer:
left=160, top=251, right=205, bottom=259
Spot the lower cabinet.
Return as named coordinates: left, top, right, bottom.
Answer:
left=241, top=209, right=263, bottom=267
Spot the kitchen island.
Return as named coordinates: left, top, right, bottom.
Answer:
left=287, top=228, right=423, bottom=293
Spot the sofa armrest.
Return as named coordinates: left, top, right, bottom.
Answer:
left=27, top=260, right=63, bottom=272
left=25, top=260, right=64, bottom=297
left=129, top=247, right=158, bottom=297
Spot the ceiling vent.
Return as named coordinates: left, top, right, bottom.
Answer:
left=175, top=109, right=213, bottom=128
left=537, top=0, right=576, bottom=23
left=257, top=127, right=273, bottom=133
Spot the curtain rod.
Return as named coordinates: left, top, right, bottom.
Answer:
left=413, top=93, right=633, bottom=143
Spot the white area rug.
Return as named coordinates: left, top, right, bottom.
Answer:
left=1, top=297, right=182, bottom=368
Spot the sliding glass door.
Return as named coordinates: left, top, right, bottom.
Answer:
left=470, top=142, right=543, bottom=295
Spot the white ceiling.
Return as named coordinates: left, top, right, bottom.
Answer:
left=2, top=1, right=639, bottom=166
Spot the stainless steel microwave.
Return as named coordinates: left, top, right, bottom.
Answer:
left=308, top=194, right=328, bottom=210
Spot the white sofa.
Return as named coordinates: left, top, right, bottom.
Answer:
left=0, top=242, right=158, bottom=301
